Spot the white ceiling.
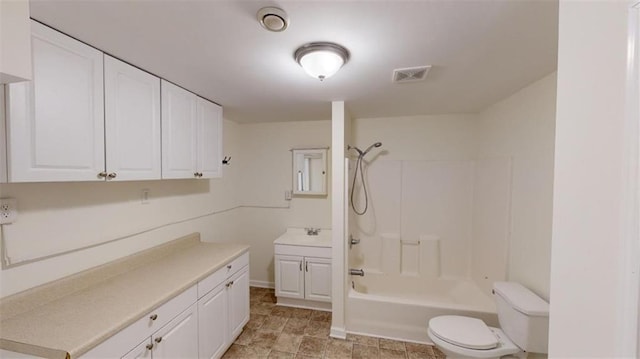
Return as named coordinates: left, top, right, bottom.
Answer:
left=30, top=0, right=558, bottom=123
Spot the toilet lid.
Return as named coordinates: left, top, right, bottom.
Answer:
left=429, top=316, right=498, bottom=350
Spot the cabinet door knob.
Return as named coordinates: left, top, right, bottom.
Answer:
left=107, top=172, right=117, bottom=179
left=150, top=314, right=158, bottom=321
left=194, top=172, right=199, bottom=177
left=98, top=171, right=107, bottom=178
left=155, top=337, right=163, bottom=343
left=146, top=343, right=154, bottom=350
left=199, top=172, right=204, bottom=177
left=227, top=264, right=232, bottom=270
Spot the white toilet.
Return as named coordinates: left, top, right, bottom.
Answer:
left=427, top=282, right=549, bottom=359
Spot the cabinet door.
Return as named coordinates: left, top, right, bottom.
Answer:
left=196, top=97, right=222, bottom=178
left=161, top=80, right=197, bottom=179
left=152, top=303, right=198, bottom=359
left=275, top=255, right=305, bottom=300
left=104, top=55, right=161, bottom=181
left=227, top=265, right=250, bottom=340
left=121, top=339, right=152, bottom=359
left=6, top=20, right=104, bottom=182
left=304, top=257, right=332, bottom=302
left=198, top=283, right=228, bottom=359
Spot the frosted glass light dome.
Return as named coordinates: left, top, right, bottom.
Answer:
left=295, top=42, right=349, bottom=81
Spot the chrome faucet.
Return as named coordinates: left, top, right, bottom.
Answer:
left=305, top=227, right=320, bottom=236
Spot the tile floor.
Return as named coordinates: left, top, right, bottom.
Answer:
left=222, top=287, right=446, bottom=359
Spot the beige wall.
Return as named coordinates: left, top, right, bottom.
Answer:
left=0, top=119, right=243, bottom=297
left=474, top=73, right=557, bottom=300
left=237, top=120, right=332, bottom=287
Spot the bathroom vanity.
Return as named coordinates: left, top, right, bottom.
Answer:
left=274, top=228, right=332, bottom=311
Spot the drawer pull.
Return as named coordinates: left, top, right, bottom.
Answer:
left=227, top=264, right=232, bottom=269
left=149, top=314, right=158, bottom=321
left=226, top=280, right=234, bottom=288
left=155, top=337, right=163, bottom=343
left=146, top=343, right=154, bottom=350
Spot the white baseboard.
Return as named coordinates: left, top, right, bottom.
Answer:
left=250, top=280, right=274, bottom=289
left=330, top=326, right=347, bottom=339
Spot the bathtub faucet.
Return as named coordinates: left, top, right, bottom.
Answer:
left=305, top=227, right=320, bottom=235
left=349, top=268, right=365, bottom=276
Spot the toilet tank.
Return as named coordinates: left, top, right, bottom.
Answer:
left=493, top=282, right=549, bottom=354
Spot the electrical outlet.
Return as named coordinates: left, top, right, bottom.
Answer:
left=0, top=198, right=18, bottom=224
left=141, top=189, right=150, bottom=204
left=284, top=190, right=292, bottom=201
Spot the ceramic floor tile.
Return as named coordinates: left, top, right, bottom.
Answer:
left=283, top=317, right=310, bottom=334
left=432, top=346, right=446, bottom=359
left=234, top=328, right=256, bottom=345
left=222, top=344, right=245, bottom=359
left=346, top=334, right=379, bottom=347
left=242, top=345, right=271, bottom=359
left=379, top=348, right=408, bottom=359
left=271, top=306, right=295, bottom=318
left=272, top=333, right=304, bottom=353
left=251, top=330, right=280, bottom=349
left=297, top=336, right=328, bottom=358
left=262, top=316, right=288, bottom=332
left=251, top=302, right=276, bottom=315
left=309, top=310, right=332, bottom=322
left=268, top=350, right=296, bottom=359
left=352, top=344, right=380, bottom=359
left=379, top=338, right=406, bottom=352
left=261, top=292, right=277, bottom=303
left=408, top=351, right=436, bottom=359
left=303, top=320, right=330, bottom=338
left=246, top=314, right=269, bottom=330
left=404, top=342, right=434, bottom=354
left=324, top=339, right=353, bottom=359
left=290, top=308, right=313, bottom=319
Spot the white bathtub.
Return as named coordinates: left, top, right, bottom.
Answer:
left=346, top=273, right=498, bottom=343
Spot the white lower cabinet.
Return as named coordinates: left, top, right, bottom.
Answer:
left=275, top=255, right=332, bottom=303
left=81, top=252, right=249, bottom=359
left=198, top=261, right=249, bottom=359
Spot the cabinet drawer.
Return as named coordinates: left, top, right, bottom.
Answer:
left=81, top=285, right=197, bottom=358
left=198, top=252, right=249, bottom=298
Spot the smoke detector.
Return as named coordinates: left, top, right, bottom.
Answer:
left=257, top=7, right=289, bottom=32
left=392, top=66, right=432, bottom=83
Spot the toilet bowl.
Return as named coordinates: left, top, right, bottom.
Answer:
left=428, top=316, right=521, bottom=359
left=427, top=282, right=549, bottom=359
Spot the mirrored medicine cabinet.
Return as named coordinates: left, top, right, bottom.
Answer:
left=292, top=148, right=328, bottom=196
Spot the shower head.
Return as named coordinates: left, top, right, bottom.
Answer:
left=362, top=142, right=382, bottom=156
left=348, top=142, right=382, bottom=157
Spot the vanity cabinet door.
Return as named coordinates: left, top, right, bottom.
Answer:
left=304, top=257, right=332, bottom=302
left=275, top=255, right=305, bottom=300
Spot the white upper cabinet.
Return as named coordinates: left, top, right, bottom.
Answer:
left=104, top=55, right=161, bottom=181
left=6, top=21, right=105, bottom=182
left=161, top=80, right=198, bottom=179
left=197, top=97, right=223, bottom=178
left=161, top=80, right=222, bottom=179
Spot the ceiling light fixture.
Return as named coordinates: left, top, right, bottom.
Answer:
left=294, top=42, right=350, bottom=81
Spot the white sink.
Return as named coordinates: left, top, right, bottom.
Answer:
left=273, top=227, right=332, bottom=247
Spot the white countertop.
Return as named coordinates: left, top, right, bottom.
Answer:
left=273, top=228, right=332, bottom=247
left=0, top=234, right=249, bottom=359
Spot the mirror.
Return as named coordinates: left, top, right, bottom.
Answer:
left=292, top=148, right=328, bottom=196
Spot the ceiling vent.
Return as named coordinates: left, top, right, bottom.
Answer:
left=392, top=66, right=431, bottom=83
